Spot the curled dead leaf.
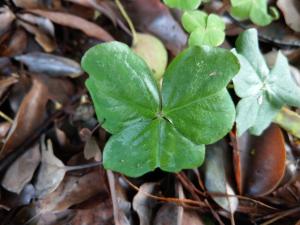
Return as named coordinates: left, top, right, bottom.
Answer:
left=83, top=136, right=101, bottom=161
left=18, top=20, right=57, bottom=52
left=277, top=0, right=300, bottom=32
left=35, top=138, right=66, bottom=197
left=1, top=77, right=48, bottom=159
left=0, top=122, right=11, bottom=140
left=233, top=124, right=286, bottom=196
left=0, top=7, right=15, bottom=37
left=0, top=29, right=28, bottom=57
left=37, top=168, right=106, bottom=213
left=2, top=142, right=41, bottom=194
left=12, top=0, right=61, bottom=9
left=204, top=139, right=239, bottom=214
left=28, top=9, right=114, bottom=41
left=0, top=76, right=18, bottom=100
left=17, top=13, right=55, bottom=37
left=124, top=0, right=187, bottom=55
left=133, top=182, right=157, bottom=225
left=153, top=203, right=182, bottom=225
left=15, top=52, right=83, bottom=78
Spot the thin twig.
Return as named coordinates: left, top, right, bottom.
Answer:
left=0, top=111, right=13, bottom=123
left=115, top=0, right=137, bottom=45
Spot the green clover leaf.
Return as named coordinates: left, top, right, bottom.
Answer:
left=163, top=0, right=202, bottom=10
left=233, top=29, right=300, bottom=136
left=230, top=0, right=278, bottom=26
left=182, top=10, right=225, bottom=47
left=82, top=42, right=239, bottom=177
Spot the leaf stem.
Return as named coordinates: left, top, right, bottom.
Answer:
left=273, top=107, right=300, bottom=139
left=65, top=161, right=102, bottom=171
left=115, top=0, right=138, bottom=46
left=0, top=111, right=13, bottom=123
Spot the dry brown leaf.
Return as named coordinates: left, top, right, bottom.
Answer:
left=0, top=122, right=11, bottom=141
left=182, top=210, right=205, bottom=225
left=204, top=139, right=238, bottom=214
left=83, top=136, right=101, bottom=161
left=124, top=0, right=187, bottom=55
left=37, top=168, right=106, bottom=213
left=0, top=7, right=15, bottom=37
left=12, top=0, right=61, bottom=9
left=107, top=171, right=131, bottom=225
left=2, top=143, right=40, bottom=194
left=153, top=203, right=182, bottom=225
left=15, top=52, right=83, bottom=78
left=133, top=182, right=156, bottom=225
left=17, top=13, right=55, bottom=37
left=18, top=20, right=57, bottom=52
left=1, top=77, right=48, bottom=159
left=70, top=200, right=113, bottom=225
left=28, top=9, right=114, bottom=41
left=35, top=138, right=66, bottom=197
left=233, top=124, right=286, bottom=196
left=0, top=184, right=36, bottom=209
left=0, top=76, right=18, bottom=100
left=0, top=29, right=28, bottom=57
left=277, top=0, right=300, bottom=32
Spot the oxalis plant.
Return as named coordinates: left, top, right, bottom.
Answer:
left=82, top=15, right=300, bottom=177
left=82, top=42, right=240, bottom=177
left=233, top=29, right=300, bottom=136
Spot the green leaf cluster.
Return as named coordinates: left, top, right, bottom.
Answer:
left=182, top=10, right=225, bottom=47
left=163, top=0, right=202, bottom=10
left=82, top=42, right=239, bottom=177
left=230, top=0, right=278, bottom=26
left=233, top=29, right=300, bottom=136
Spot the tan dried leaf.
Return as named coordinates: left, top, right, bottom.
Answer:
left=35, top=139, right=66, bottom=197
left=2, top=143, right=41, bottom=194
left=28, top=9, right=114, bottom=41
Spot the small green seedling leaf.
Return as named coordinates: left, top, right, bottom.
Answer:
left=132, top=33, right=168, bottom=81
left=163, top=0, right=202, bottom=10
left=230, top=0, right=278, bottom=26
left=182, top=11, right=225, bottom=47
left=233, top=29, right=300, bottom=136
left=82, top=42, right=239, bottom=177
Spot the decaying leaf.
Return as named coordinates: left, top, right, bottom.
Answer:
left=12, top=0, right=61, bottom=9
left=2, top=143, right=40, bottom=194
left=0, top=76, right=18, bottom=100
left=0, top=122, right=11, bottom=140
left=35, top=138, right=66, bottom=197
left=0, top=29, right=28, bottom=57
left=0, top=7, right=15, bottom=37
left=182, top=210, right=205, bottom=225
left=153, top=203, right=182, bottom=225
left=83, top=136, right=101, bottom=161
left=15, top=52, right=83, bottom=78
left=1, top=77, right=48, bottom=159
left=37, top=168, right=107, bottom=213
left=277, top=0, right=300, bottom=32
left=133, top=182, right=157, bottom=225
left=28, top=9, right=114, bottom=41
left=233, top=124, right=286, bottom=196
left=124, top=0, right=187, bottom=55
left=18, top=20, right=57, bottom=52
left=17, top=13, right=55, bottom=37
left=204, top=139, right=238, bottom=214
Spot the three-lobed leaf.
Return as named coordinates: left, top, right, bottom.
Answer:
left=233, top=29, right=300, bottom=136
left=230, top=0, right=278, bottom=26
left=82, top=42, right=239, bottom=177
left=182, top=11, right=225, bottom=47
left=163, top=0, right=202, bottom=10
